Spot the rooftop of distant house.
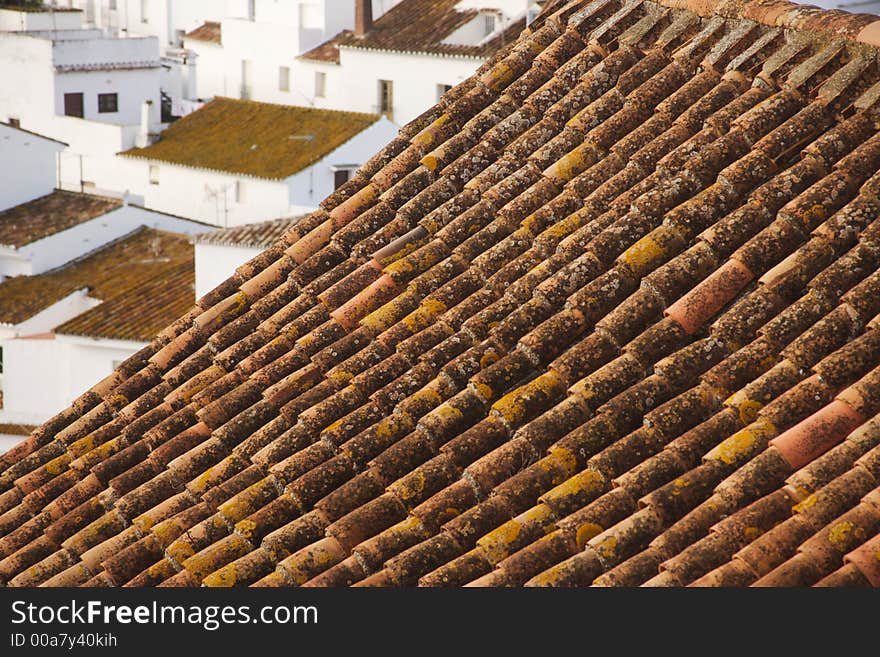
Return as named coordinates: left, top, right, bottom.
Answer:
left=0, top=227, right=192, bottom=329
left=184, top=21, right=221, bottom=45
left=121, top=98, right=381, bottom=180
left=193, top=215, right=306, bottom=250
left=0, top=191, right=121, bottom=250
left=0, top=3, right=80, bottom=12
left=301, top=0, right=526, bottom=63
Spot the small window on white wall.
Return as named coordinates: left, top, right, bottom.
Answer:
left=437, top=84, right=452, bottom=102
left=279, top=66, right=290, bottom=92
left=149, top=164, right=159, bottom=185
left=236, top=180, right=247, bottom=203
left=140, top=0, right=149, bottom=23
left=315, top=71, right=326, bottom=98
left=482, top=12, right=496, bottom=36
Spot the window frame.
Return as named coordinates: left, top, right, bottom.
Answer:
left=279, top=66, right=291, bottom=93
left=63, top=92, right=84, bottom=118
left=97, top=92, right=118, bottom=114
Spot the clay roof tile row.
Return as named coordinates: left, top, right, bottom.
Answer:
left=3, top=0, right=880, bottom=588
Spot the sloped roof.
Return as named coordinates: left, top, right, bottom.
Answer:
left=4, top=0, right=880, bottom=589
left=0, top=191, right=121, bottom=249
left=0, top=228, right=191, bottom=326
left=194, top=216, right=305, bottom=250
left=185, top=21, right=221, bottom=44
left=301, top=0, right=526, bottom=63
left=121, top=98, right=380, bottom=180
left=57, top=261, right=194, bottom=342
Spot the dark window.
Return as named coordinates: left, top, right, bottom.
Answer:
left=8, top=118, right=20, bottom=128
left=64, top=92, right=84, bottom=118
left=334, top=169, right=351, bottom=190
left=437, top=83, right=452, bottom=102
left=378, top=79, right=393, bottom=119
left=98, top=93, right=118, bottom=113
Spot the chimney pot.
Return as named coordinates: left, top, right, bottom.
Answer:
left=355, top=0, right=373, bottom=37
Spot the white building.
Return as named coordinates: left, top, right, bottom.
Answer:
left=49, top=0, right=224, bottom=48
left=193, top=215, right=303, bottom=299
left=0, top=121, right=66, bottom=213
left=293, top=0, right=537, bottom=126
left=0, top=225, right=201, bottom=434
left=0, top=5, right=83, bottom=32
left=117, top=96, right=398, bottom=225
left=0, top=191, right=210, bottom=280
left=183, top=0, right=403, bottom=106
left=0, top=18, right=165, bottom=195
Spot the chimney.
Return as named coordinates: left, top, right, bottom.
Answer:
left=135, top=100, right=153, bottom=148
left=355, top=0, right=372, bottom=37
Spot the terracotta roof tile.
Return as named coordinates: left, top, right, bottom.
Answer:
left=0, top=228, right=192, bottom=326
left=301, top=0, right=528, bottom=64
left=185, top=21, right=221, bottom=45
left=194, top=216, right=306, bottom=249
left=0, top=191, right=121, bottom=249
left=122, top=98, right=380, bottom=180
left=6, top=0, right=880, bottom=588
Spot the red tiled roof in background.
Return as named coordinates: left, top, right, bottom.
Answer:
left=185, top=21, right=221, bottom=45
left=56, top=262, right=194, bottom=343
left=0, top=228, right=191, bottom=326
left=5, top=0, right=880, bottom=589
left=0, top=191, right=121, bottom=249
left=301, top=0, right=527, bottom=64
left=194, top=216, right=306, bottom=250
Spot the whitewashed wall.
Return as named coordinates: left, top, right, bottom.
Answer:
left=295, top=48, right=482, bottom=126
left=0, top=334, right=145, bottom=425
left=195, top=242, right=262, bottom=299
left=0, top=36, right=56, bottom=127
left=126, top=158, right=292, bottom=225
left=0, top=337, right=69, bottom=424
left=0, top=8, right=83, bottom=31
left=0, top=124, right=63, bottom=213
left=184, top=39, right=227, bottom=99
left=54, top=66, right=162, bottom=126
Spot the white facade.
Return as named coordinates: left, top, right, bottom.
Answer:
left=290, top=0, right=537, bottom=126
left=52, top=0, right=225, bottom=47
left=0, top=203, right=210, bottom=279
left=0, top=29, right=161, bottom=127
left=121, top=115, right=397, bottom=225
left=0, top=7, right=83, bottom=32
left=0, top=123, right=65, bottom=212
left=0, top=333, right=145, bottom=426
left=186, top=0, right=402, bottom=104
left=295, top=48, right=483, bottom=127
left=195, top=242, right=261, bottom=299
left=0, top=28, right=164, bottom=197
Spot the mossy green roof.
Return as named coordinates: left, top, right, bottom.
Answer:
left=122, top=97, right=380, bottom=180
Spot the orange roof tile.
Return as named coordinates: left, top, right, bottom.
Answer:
left=5, top=0, right=880, bottom=589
